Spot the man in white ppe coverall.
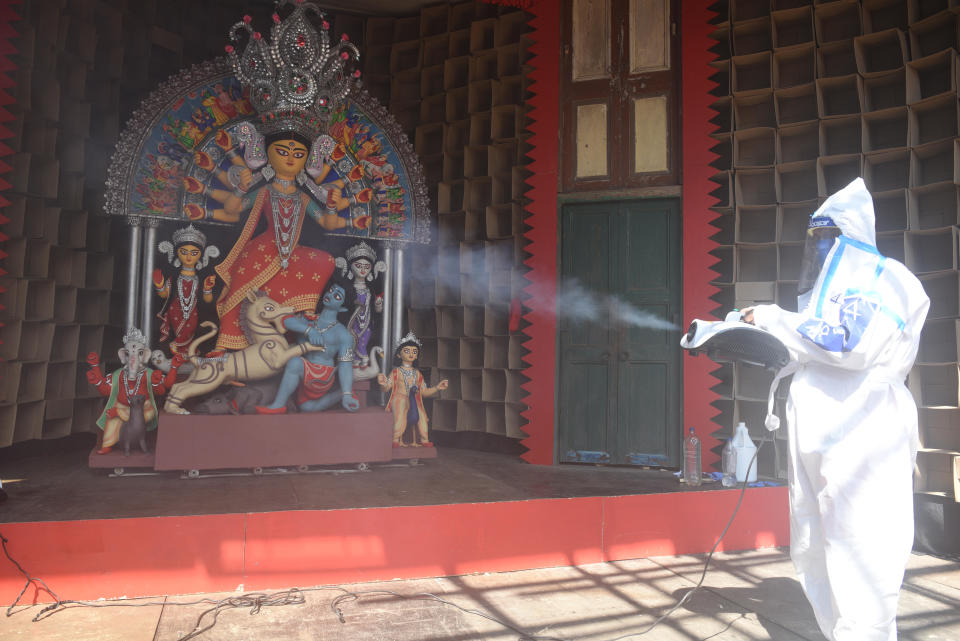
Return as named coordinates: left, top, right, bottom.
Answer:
left=742, top=178, right=929, bottom=641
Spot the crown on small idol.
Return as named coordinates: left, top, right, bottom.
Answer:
left=398, top=332, right=422, bottom=349
left=226, top=0, right=360, bottom=138
left=172, top=224, right=207, bottom=249
left=122, top=327, right=148, bottom=346
left=345, top=241, right=377, bottom=264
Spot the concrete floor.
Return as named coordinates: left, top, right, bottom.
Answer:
left=3, top=549, right=959, bottom=640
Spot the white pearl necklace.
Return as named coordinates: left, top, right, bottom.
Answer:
left=177, top=274, right=198, bottom=316
left=123, top=368, right=145, bottom=398
left=270, top=189, right=302, bottom=270
left=399, top=366, right=417, bottom=387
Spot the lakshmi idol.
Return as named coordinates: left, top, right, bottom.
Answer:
left=154, top=224, right=220, bottom=356
left=182, top=0, right=373, bottom=351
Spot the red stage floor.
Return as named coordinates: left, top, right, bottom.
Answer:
left=0, top=436, right=789, bottom=604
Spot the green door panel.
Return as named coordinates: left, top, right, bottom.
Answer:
left=623, top=204, right=672, bottom=293
left=617, top=362, right=668, bottom=459
left=559, top=360, right=613, bottom=454
left=559, top=199, right=681, bottom=466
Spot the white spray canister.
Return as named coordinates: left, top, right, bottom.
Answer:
left=732, top=421, right=758, bottom=483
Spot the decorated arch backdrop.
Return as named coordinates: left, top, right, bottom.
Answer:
left=104, top=58, right=430, bottom=244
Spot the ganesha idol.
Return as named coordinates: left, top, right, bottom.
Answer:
left=87, top=328, right=179, bottom=454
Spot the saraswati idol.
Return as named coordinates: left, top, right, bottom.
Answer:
left=183, top=0, right=373, bottom=351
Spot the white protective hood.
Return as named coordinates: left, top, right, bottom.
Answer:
left=812, top=177, right=876, bottom=247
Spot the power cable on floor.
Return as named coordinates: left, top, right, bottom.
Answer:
left=1, top=530, right=63, bottom=618
left=329, top=588, right=567, bottom=641
left=325, top=436, right=769, bottom=641
left=596, top=434, right=769, bottom=641
left=1, top=438, right=768, bottom=641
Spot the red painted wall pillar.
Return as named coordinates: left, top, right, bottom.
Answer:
left=681, top=0, right=724, bottom=468
left=519, top=3, right=560, bottom=465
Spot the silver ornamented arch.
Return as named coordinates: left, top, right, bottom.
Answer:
left=103, top=56, right=430, bottom=342
left=104, top=58, right=431, bottom=243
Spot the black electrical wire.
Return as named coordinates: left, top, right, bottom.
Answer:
left=1, top=530, right=63, bottom=618
left=596, top=432, right=771, bottom=641
left=327, top=436, right=772, bottom=641
left=2, top=438, right=771, bottom=641
left=178, top=589, right=308, bottom=641
left=329, top=588, right=568, bottom=641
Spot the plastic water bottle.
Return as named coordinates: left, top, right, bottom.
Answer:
left=684, top=427, right=702, bottom=487
left=732, top=421, right=758, bottom=483
left=721, top=438, right=737, bottom=487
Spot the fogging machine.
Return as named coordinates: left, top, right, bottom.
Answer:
left=680, top=311, right=789, bottom=371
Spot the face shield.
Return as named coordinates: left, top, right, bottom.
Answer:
left=797, top=215, right=841, bottom=297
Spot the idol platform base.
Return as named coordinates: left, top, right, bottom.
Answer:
left=88, top=443, right=157, bottom=473
left=153, top=407, right=394, bottom=473
left=392, top=444, right=439, bottom=461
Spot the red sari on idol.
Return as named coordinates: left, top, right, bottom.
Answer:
left=157, top=274, right=200, bottom=356
left=214, top=185, right=335, bottom=350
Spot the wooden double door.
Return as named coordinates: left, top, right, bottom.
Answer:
left=558, top=199, right=682, bottom=466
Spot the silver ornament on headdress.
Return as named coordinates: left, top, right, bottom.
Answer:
left=158, top=224, right=221, bottom=268
left=122, top=327, right=148, bottom=346
left=335, top=241, right=387, bottom=280
left=172, top=224, right=207, bottom=249
left=235, top=121, right=268, bottom=170
left=226, top=0, right=361, bottom=138
left=305, top=134, right=337, bottom=177
left=346, top=241, right=377, bottom=264
left=397, top=331, right=422, bottom=350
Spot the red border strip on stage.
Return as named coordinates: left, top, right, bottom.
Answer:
left=681, top=0, right=724, bottom=468
left=518, top=4, right=559, bottom=465
left=0, top=489, right=788, bottom=604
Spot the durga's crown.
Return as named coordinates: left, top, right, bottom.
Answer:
left=225, top=0, right=361, bottom=139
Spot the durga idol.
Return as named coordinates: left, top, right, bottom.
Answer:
left=184, top=0, right=373, bottom=351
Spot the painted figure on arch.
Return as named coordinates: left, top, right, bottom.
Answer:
left=335, top=241, right=386, bottom=375
left=377, top=332, right=448, bottom=447
left=154, top=224, right=220, bottom=357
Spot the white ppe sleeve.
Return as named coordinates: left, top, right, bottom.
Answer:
left=751, top=300, right=898, bottom=373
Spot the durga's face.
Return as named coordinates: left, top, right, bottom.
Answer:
left=267, top=139, right=309, bottom=178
